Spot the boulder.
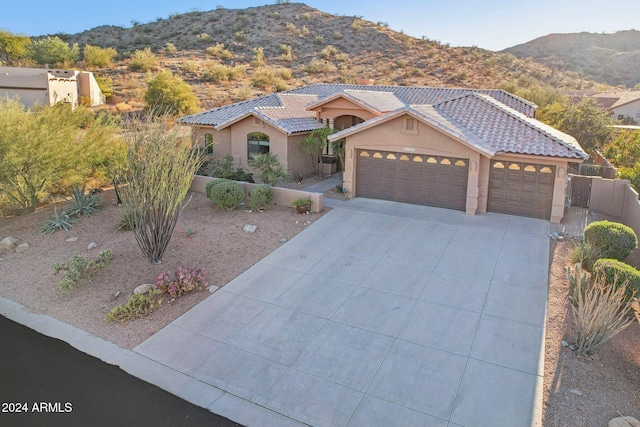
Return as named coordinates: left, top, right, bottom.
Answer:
left=243, top=224, right=257, bottom=234
left=87, top=242, right=98, bottom=250
left=133, top=284, right=155, bottom=295
left=66, top=237, right=78, bottom=242
left=609, top=417, right=640, bottom=427
left=15, top=243, right=30, bottom=253
left=0, top=236, right=19, bottom=250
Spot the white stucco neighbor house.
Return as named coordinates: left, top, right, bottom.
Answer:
left=0, top=66, right=105, bottom=108
left=592, top=90, right=640, bottom=124
left=180, top=83, right=588, bottom=223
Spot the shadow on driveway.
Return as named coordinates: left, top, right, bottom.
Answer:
left=0, top=315, right=241, bottom=427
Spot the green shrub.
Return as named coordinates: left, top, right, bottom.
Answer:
left=144, top=70, right=198, bottom=115
left=584, top=220, right=637, bottom=261
left=53, top=249, right=113, bottom=290
left=83, top=44, right=117, bottom=67
left=593, top=258, right=640, bottom=302
left=208, top=180, right=244, bottom=211
left=163, top=42, right=177, bottom=54
left=206, top=43, right=233, bottom=59
left=304, top=58, right=336, bottom=74
left=129, top=47, right=157, bottom=71
left=200, top=155, right=254, bottom=182
left=249, top=184, right=274, bottom=210
left=204, top=178, right=231, bottom=199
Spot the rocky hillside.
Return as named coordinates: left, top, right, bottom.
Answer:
left=53, top=3, right=587, bottom=110
left=503, top=30, right=640, bottom=88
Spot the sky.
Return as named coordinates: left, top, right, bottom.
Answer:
left=2, top=0, right=639, bottom=51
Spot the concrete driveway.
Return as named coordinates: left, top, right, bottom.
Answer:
left=133, top=198, right=550, bottom=427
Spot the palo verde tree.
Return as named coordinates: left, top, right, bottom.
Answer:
left=28, top=36, right=79, bottom=65
left=0, top=98, right=118, bottom=213
left=121, top=113, right=204, bottom=264
left=144, top=70, right=198, bottom=116
left=537, top=97, right=614, bottom=153
left=0, top=29, right=31, bottom=65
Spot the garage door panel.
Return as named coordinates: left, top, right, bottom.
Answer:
left=488, top=160, right=554, bottom=220
left=356, top=150, right=468, bottom=210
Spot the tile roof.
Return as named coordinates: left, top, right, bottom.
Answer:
left=180, top=84, right=586, bottom=159
left=592, top=90, right=640, bottom=109
left=432, top=93, right=587, bottom=159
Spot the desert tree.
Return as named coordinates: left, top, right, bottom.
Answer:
left=121, top=113, right=204, bottom=264
left=0, top=30, right=31, bottom=65
left=83, top=44, right=117, bottom=68
left=537, top=97, right=614, bottom=153
left=144, top=70, right=199, bottom=116
left=28, top=36, right=79, bottom=65
left=0, top=98, right=118, bottom=213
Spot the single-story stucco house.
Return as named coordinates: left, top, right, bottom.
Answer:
left=0, top=66, right=105, bottom=108
left=180, top=83, right=588, bottom=223
left=592, top=89, right=640, bottom=124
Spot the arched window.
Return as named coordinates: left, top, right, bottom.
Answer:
left=247, top=132, right=270, bottom=157
left=204, top=133, right=214, bottom=155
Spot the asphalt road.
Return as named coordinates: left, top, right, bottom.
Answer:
left=0, top=315, right=242, bottom=427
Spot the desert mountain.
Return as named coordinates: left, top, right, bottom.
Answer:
left=51, top=3, right=587, bottom=109
left=503, top=30, right=640, bottom=88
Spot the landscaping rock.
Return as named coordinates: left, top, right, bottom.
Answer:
left=66, top=237, right=78, bottom=242
left=0, top=236, right=19, bottom=250
left=243, top=224, right=257, bottom=234
left=15, top=243, right=30, bottom=253
left=609, top=416, right=640, bottom=427
left=134, top=284, right=155, bottom=295
left=0, top=257, right=4, bottom=262
left=87, top=242, right=98, bottom=250
left=568, top=389, right=582, bottom=396
left=208, top=285, right=220, bottom=294
left=279, top=238, right=287, bottom=243
left=561, top=340, right=569, bottom=347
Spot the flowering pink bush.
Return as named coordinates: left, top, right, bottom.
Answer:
left=155, top=267, right=208, bottom=299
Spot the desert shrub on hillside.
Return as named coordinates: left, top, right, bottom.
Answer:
left=304, top=58, right=336, bottom=74
left=320, top=45, right=338, bottom=59
left=280, top=44, right=292, bottom=61
left=129, top=47, right=157, bottom=71
left=251, top=47, right=266, bottom=67
left=206, top=43, right=233, bottom=59
left=83, top=44, right=117, bottom=67
left=163, top=42, right=177, bottom=54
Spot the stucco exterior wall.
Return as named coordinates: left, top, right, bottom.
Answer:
left=191, top=117, right=313, bottom=178
left=78, top=71, right=105, bottom=106
left=342, top=114, right=481, bottom=215
left=310, top=98, right=378, bottom=122
left=612, top=99, right=640, bottom=123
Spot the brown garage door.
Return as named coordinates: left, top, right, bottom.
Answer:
left=488, top=160, right=555, bottom=219
left=356, top=150, right=468, bottom=210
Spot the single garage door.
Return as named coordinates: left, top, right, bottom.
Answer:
left=488, top=160, right=555, bottom=219
left=356, top=150, right=468, bottom=210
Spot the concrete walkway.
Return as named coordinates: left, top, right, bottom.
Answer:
left=132, top=198, right=550, bottom=427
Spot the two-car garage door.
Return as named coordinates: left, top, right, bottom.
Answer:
left=356, top=150, right=468, bottom=211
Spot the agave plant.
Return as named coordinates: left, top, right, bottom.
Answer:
left=39, top=206, right=77, bottom=234
left=66, top=185, right=101, bottom=217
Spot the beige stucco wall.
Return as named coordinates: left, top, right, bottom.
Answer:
left=342, top=114, right=481, bottom=215
left=309, top=98, right=378, bottom=122
left=190, top=118, right=313, bottom=178
left=77, top=71, right=104, bottom=106
left=589, top=177, right=640, bottom=238
left=190, top=175, right=324, bottom=212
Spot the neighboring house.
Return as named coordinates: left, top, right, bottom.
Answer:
left=592, top=90, right=640, bottom=124
left=180, top=84, right=587, bottom=223
left=0, top=66, right=105, bottom=108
